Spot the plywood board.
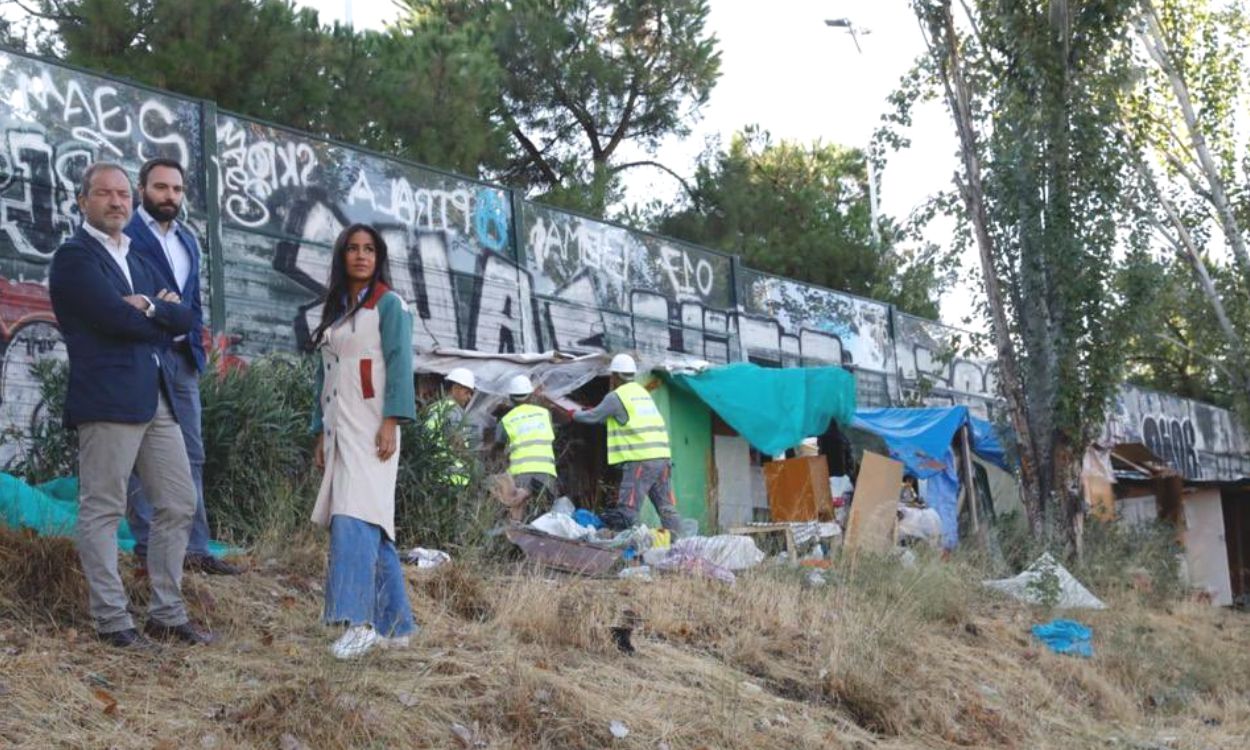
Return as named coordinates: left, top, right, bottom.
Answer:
left=764, top=455, right=831, bottom=522
left=844, top=451, right=904, bottom=555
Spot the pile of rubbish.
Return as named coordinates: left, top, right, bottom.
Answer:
left=509, top=497, right=768, bottom=584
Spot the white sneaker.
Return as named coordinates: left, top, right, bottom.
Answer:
left=330, top=625, right=380, bottom=660
left=378, top=635, right=410, bottom=650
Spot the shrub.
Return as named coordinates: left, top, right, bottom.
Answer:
left=199, top=354, right=318, bottom=543
left=0, top=359, right=75, bottom=484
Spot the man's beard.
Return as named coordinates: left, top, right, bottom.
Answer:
left=143, top=195, right=181, bottom=223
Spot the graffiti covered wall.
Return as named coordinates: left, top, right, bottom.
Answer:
left=1106, top=385, right=1250, bottom=481
left=521, top=203, right=736, bottom=362
left=893, top=312, right=997, bottom=418
left=0, top=52, right=205, bottom=460
left=736, top=269, right=894, bottom=406
left=216, top=114, right=521, bottom=356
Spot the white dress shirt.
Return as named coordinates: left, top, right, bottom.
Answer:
left=82, top=221, right=134, bottom=291
left=82, top=220, right=159, bottom=367
left=137, top=205, right=192, bottom=292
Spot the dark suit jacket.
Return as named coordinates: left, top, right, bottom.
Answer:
left=124, top=212, right=206, bottom=372
left=48, top=226, right=193, bottom=427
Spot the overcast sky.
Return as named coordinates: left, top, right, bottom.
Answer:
left=300, top=1, right=974, bottom=325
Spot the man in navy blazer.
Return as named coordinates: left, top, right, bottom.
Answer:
left=49, top=161, right=212, bottom=649
left=124, top=158, right=240, bottom=576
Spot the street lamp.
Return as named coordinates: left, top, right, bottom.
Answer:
left=824, top=18, right=881, bottom=245
left=825, top=18, right=868, bottom=54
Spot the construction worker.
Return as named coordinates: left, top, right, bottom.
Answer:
left=494, top=374, right=558, bottom=521
left=425, top=367, right=476, bottom=487
left=570, top=354, right=683, bottom=534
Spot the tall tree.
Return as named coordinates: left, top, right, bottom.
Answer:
left=654, top=127, right=949, bottom=317
left=399, top=0, right=721, bottom=214
left=9, top=0, right=508, bottom=175
left=1121, top=0, right=1250, bottom=414
left=912, top=0, right=1142, bottom=548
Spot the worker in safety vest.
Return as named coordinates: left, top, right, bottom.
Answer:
left=424, top=367, right=476, bottom=487
left=569, top=354, right=683, bottom=533
left=493, top=374, right=558, bottom=521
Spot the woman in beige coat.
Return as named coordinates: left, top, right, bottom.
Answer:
left=309, top=223, right=416, bottom=659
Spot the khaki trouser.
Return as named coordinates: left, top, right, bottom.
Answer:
left=77, top=394, right=196, bottom=633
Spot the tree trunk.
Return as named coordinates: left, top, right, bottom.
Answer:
left=920, top=1, right=1045, bottom=535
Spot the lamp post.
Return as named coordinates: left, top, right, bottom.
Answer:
left=825, top=18, right=881, bottom=246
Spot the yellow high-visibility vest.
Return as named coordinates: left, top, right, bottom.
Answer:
left=501, top=403, right=557, bottom=477
left=425, top=399, right=469, bottom=486
left=606, top=381, right=670, bottom=465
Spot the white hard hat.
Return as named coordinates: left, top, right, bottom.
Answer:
left=507, top=374, right=534, bottom=396
left=445, top=367, right=475, bottom=390
left=609, top=353, right=638, bottom=375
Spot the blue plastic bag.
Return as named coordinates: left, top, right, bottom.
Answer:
left=1031, top=619, right=1093, bottom=658
left=573, top=508, right=604, bottom=529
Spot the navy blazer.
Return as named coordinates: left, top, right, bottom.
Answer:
left=124, top=211, right=207, bottom=372
left=49, top=226, right=194, bottom=427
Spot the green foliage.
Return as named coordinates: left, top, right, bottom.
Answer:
left=393, top=402, right=502, bottom=556
left=16, top=0, right=508, bottom=175
left=0, top=359, right=75, bottom=484
left=198, top=354, right=318, bottom=543
left=1116, top=250, right=1250, bottom=408
left=655, top=128, right=951, bottom=317
left=401, top=0, right=721, bottom=213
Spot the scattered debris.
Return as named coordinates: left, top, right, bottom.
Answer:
left=92, top=688, right=118, bottom=715
left=402, top=548, right=451, bottom=569
left=1031, top=619, right=1094, bottom=658
left=618, top=565, right=653, bottom=582
left=610, top=626, right=635, bottom=655
left=450, top=722, right=487, bottom=748
left=984, top=553, right=1106, bottom=609
left=395, top=690, right=420, bottom=707
left=279, top=734, right=312, bottom=750
left=609, top=720, right=630, bottom=739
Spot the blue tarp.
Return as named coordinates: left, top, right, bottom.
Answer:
left=0, top=472, right=234, bottom=556
left=851, top=406, right=1012, bottom=549
left=852, top=406, right=1010, bottom=479
left=1031, top=619, right=1094, bottom=658
left=666, top=363, right=857, bottom=457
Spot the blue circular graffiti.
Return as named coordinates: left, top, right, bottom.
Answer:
left=473, top=188, right=509, bottom=252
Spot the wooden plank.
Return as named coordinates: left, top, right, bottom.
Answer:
left=844, top=451, right=904, bottom=556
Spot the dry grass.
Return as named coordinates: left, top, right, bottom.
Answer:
left=1, top=527, right=1248, bottom=749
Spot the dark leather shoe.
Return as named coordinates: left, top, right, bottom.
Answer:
left=97, top=627, right=159, bottom=651
left=185, top=554, right=243, bottom=576
left=144, top=620, right=215, bottom=645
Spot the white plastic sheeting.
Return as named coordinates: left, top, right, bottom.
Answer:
left=669, top=535, right=766, bottom=571
left=983, top=553, right=1107, bottom=610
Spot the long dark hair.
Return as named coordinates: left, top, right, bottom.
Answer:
left=312, top=223, right=392, bottom=346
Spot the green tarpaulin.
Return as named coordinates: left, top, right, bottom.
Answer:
left=0, top=472, right=235, bottom=556
left=666, top=363, right=856, bottom=456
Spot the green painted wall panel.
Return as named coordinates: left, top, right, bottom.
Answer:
left=641, top=379, right=711, bottom=534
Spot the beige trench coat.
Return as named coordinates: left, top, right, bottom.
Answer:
left=310, top=289, right=412, bottom=541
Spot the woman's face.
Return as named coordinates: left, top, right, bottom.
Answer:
left=344, top=230, right=378, bottom=284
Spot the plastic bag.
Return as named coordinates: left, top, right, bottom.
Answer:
left=670, top=535, right=765, bottom=571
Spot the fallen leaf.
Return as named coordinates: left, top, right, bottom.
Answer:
left=279, top=595, right=298, bottom=609
left=153, top=740, right=178, bottom=750
left=260, top=632, right=274, bottom=647
left=92, top=688, right=118, bottom=715
left=609, top=720, right=630, bottom=739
